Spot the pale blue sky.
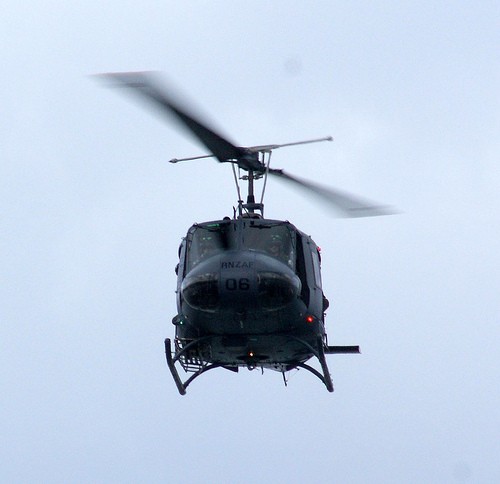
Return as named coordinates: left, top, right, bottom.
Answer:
left=2, top=2, right=499, bottom=483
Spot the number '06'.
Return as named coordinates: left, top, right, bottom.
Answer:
left=225, top=278, right=250, bottom=290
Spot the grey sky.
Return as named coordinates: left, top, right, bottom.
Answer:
left=2, top=2, right=499, bottom=483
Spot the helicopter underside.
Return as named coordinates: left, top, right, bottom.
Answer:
left=164, top=331, right=357, bottom=395
left=178, top=332, right=315, bottom=369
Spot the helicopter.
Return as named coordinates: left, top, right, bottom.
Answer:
left=100, top=72, right=394, bottom=395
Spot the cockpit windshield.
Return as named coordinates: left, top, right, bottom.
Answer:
left=186, top=220, right=296, bottom=270
left=186, top=222, right=236, bottom=271
left=242, top=223, right=295, bottom=269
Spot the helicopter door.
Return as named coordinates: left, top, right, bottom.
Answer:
left=295, top=232, right=325, bottom=316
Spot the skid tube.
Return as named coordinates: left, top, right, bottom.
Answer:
left=287, top=336, right=360, bottom=393
left=286, top=336, right=334, bottom=392
left=165, top=337, right=237, bottom=395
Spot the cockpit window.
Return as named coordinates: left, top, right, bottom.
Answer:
left=186, top=221, right=296, bottom=271
left=243, top=223, right=295, bottom=269
left=186, top=223, right=235, bottom=270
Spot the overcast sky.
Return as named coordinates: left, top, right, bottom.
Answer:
left=2, top=2, right=499, bottom=483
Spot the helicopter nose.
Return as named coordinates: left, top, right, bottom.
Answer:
left=182, top=252, right=301, bottom=312
left=256, top=271, right=301, bottom=309
left=218, top=252, right=301, bottom=310
left=181, top=271, right=219, bottom=311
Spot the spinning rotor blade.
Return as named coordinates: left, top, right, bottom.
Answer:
left=99, top=71, right=246, bottom=163
left=268, top=168, right=395, bottom=218
left=98, top=72, right=396, bottom=217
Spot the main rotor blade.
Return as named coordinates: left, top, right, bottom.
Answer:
left=268, top=168, right=396, bottom=218
left=99, top=71, right=246, bottom=163
left=248, top=136, right=333, bottom=153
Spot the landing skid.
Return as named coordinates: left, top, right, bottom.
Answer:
left=164, top=336, right=359, bottom=395
left=165, top=337, right=238, bottom=395
left=288, top=336, right=361, bottom=392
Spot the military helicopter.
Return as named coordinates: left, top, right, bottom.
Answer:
left=100, top=72, right=394, bottom=395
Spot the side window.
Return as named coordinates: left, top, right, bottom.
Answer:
left=295, top=235, right=310, bottom=305
left=311, top=248, right=322, bottom=288
left=177, top=239, right=187, bottom=277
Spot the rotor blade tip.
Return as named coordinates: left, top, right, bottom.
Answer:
left=347, top=205, right=400, bottom=218
left=93, top=71, right=160, bottom=89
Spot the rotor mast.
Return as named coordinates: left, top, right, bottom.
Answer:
left=242, top=169, right=261, bottom=215
left=170, top=137, right=334, bottom=218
